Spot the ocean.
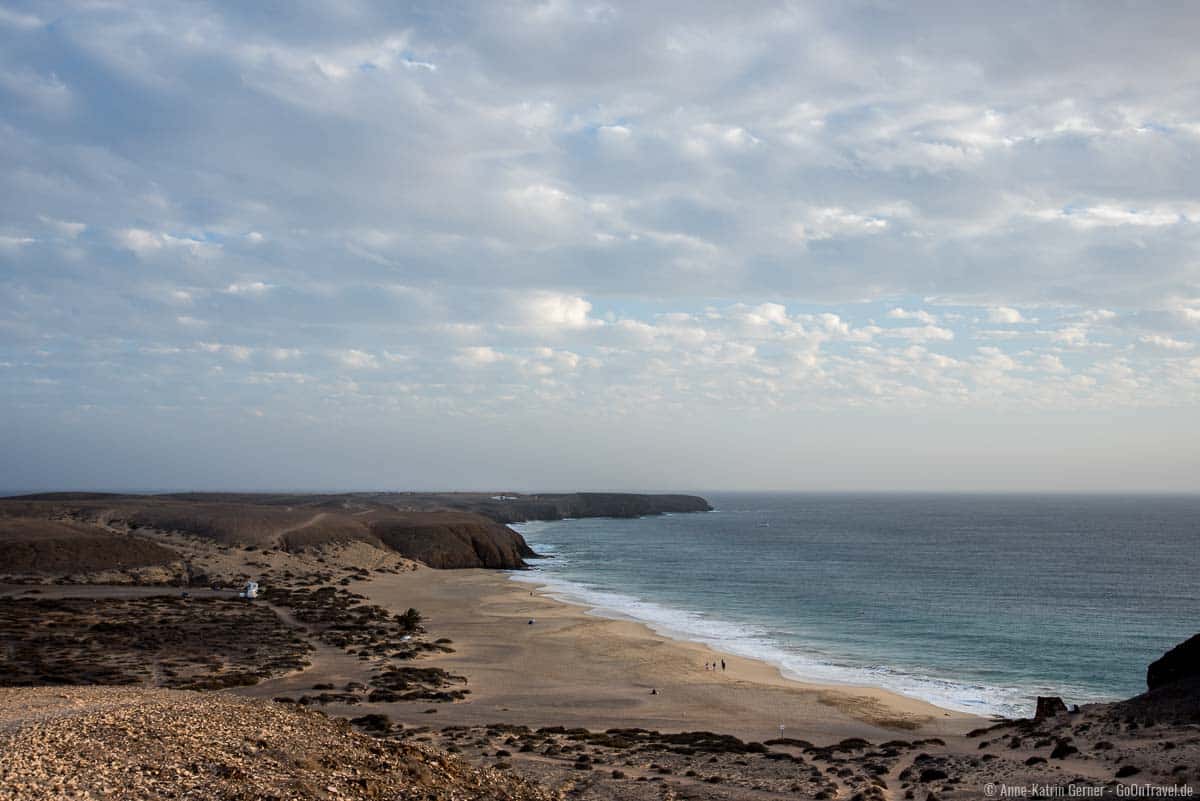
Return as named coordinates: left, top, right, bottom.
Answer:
left=509, top=493, right=1200, bottom=718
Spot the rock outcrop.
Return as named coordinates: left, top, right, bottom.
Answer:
left=1146, top=632, right=1200, bottom=691
left=369, top=513, right=538, bottom=569
left=1113, top=632, right=1200, bottom=724
left=1034, top=696, right=1068, bottom=720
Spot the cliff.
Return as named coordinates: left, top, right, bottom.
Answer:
left=369, top=512, right=538, bottom=569
left=1110, top=631, right=1200, bottom=724
left=0, top=490, right=712, bottom=574
left=384, top=491, right=713, bottom=524
left=0, top=495, right=540, bottom=571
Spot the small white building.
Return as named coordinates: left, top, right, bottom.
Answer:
left=239, top=580, right=259, bottom=599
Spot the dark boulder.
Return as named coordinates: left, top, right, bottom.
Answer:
left=1035, top=696, right=1068, bottom=720
left=1147, top=633, right=1200, bottom=691
left=1112, top=633, right=1200, bottom=724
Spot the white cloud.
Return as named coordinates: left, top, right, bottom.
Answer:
left=1033, top=204, right=1194, bottom=229
left=1050, top=327, right=1090, bottom=348
left=224, top=281, right=273, bottom=295
left=198, top=342, right=253, bottom=362
left=987, top=307, right=1028, bottom=324
left=882, top=325, right=955, bottom=343
left=792, top=207, right=889, bottom=242
left=1035, top=354, right=1067, bottom=373
left=335, top=349, right=379, bottom=369
left=887, top=307, right=937, bottom=325
left=117, top=228, right=162, bottom=254
left=0, top=235, right=36, bottom=249
left=117, top=228, right=218, bottom=257
left=1140, top=334, right=1193, bottom=351
left=454, top=346, right=506, bottom=367
left=517, top=292, right=597, bottom=330
left=506, top=184, right=575, bottom=224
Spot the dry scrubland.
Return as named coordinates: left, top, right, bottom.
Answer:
left=0, top=491, right=1197, bottom=801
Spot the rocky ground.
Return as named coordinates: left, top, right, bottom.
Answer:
left=380, top=711, right=1200, bottom=801
left=0, top=687, right=553, bottom=801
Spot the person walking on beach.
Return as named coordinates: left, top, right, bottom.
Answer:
left=721, top=659, right=726, bottom=672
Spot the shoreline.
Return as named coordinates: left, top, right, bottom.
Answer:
left=505, top=566, right=1002, bottom=716
left=320, top=565, right=986, bottom=744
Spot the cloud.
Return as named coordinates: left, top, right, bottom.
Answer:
left=117, top=228, right=162, bottom=254
left=881, top=325, right=955, bottom=343
left=1140, top=334, right=1193, bottom=351
left=224, top=281, right=273, bottom=295
left=1033, top=205, right=1195, bottom=229
left=335, top=349, right=379, bottom=369
left=987, top=307, right=1028, bottom=324
left=792, top=207, right=889, bottom=243
left=0, top=235, right=36, bottom=249
left=3, top=2, right=1200, bottom=490
left=454, top=346, right=506, bottom=367
left=887, top=307, right=937, bottom=325
left=116, top=229, right=218, bottom=258
left=0, top=7, right=42, bottom=30
left=40, top=216, right=87, bottom=238
left=515, top=292, right=598, bottom=330
left=198, top=342, right=253, bottom=362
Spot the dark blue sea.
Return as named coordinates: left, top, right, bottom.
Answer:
left=510, top=493, right=1200, bottom=718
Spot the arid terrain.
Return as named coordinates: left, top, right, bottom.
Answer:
left=1, top=492, right=1196, bottom=800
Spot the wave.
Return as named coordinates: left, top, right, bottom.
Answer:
left=507, top=551, right=1102, bottom=719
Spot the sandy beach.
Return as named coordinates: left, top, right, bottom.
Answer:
left=4, top=510, right=1196, bottom=800
left=240, top=565, right=983, bottom=744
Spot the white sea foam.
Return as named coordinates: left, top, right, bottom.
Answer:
left=508, top=558, right=1094, bottom=718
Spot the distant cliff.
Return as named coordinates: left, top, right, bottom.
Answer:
left=0, top=496, right=537, bottom=571
left=391, top=491, right=713, bottom=524
left=0, top=490, right=711, bottom=572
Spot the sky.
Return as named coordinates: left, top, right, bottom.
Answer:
left=2, top=1, right=1199, bottom=493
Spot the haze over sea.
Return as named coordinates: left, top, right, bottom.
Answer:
left=511, top=493, right=1200, bottom=718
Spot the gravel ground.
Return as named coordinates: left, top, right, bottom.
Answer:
left=0, top=687, right=556, bottom=801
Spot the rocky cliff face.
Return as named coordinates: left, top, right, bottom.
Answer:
left=1146, top=632, right=1200, bottom=691
left=1112, top=631, right=1200, bottom=724
left=369, top=513, right=537, bottom=569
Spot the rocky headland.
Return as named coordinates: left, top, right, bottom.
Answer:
left=0, top=491, right=711, bottom=579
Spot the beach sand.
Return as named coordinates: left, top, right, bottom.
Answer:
left=242, top=565, right=984, bottom=744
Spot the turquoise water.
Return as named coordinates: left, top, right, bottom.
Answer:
left=510, top=493, right=1200, bottom=718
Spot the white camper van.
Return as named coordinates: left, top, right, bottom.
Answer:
left=239, top=580, right=259, bottom=599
